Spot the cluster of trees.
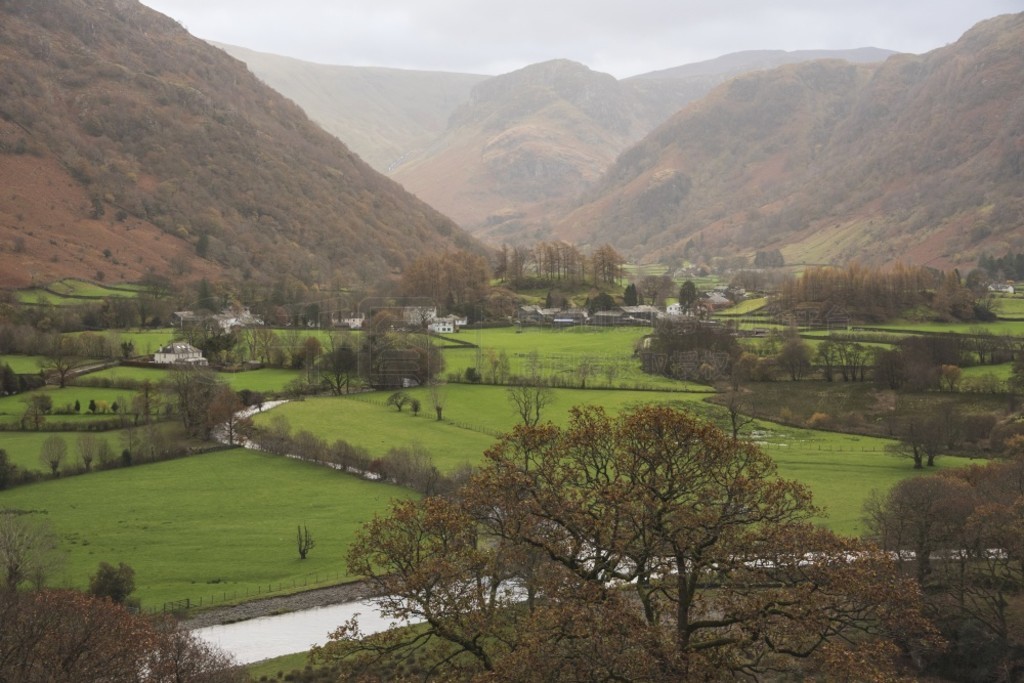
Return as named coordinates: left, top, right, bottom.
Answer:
left=978, top=249, right=1024, bottom=280
left=0, top=587, right=242, bottom=682
left=494, top=242, right=624, bottom=290
left=776, top=263, right=988, bottom=322
left=399, top=250, right=491, bottom=316
left=245, top=415, right=468, bottom=496
left=640, top=319, right=741, bottom=382
left=317, top=406, right=938, bottom=681
left=864, top=452, right=1024, bottom=679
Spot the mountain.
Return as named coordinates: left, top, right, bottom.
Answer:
left=0, top=0, right=479, bottom=289
left=389, top=59, right=659, bottom=235
left=556, top=13, right=1024, bottom=269
left=215, top=47, right=893, bottom=239
left=212, top=43, right=488, bottom=172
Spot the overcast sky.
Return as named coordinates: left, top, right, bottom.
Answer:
left=140, top=1, right=1020, bottom=79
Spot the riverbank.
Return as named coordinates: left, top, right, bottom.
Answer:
left=183, top=580, right=374, bottom=629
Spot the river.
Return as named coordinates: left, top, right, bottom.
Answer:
left=194, top=599, right=415, bottom=665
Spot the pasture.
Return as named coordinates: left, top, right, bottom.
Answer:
left=440, top=326, right=708, bottom=390
left=0, top=448, right=417, bottom=609
left=258, top=385, right=961, bottom=536
left=0, top=385, right=135, bottom=427
left=15, top=279, right=141, bottom=306
left=0, top=354, right=46, bottom=373
left=0, top=424, right=177, bottom=473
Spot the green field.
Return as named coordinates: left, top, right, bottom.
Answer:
left=257, top=384, right=963, bottom=536
left=81, top=365, right=171, bottom=385
left=0, top=385, right=135, bottom=426
left=0, top=449, right=417, bottom=609
left=990, top=294, right=1024, bottom=317
left=1, top=430, right=118, bottom=472
left=221, top=368, right=303, bottom=394
left=0, top=355, right=46, bottom=373
left=16, top=279, right=142, bottom=306
left=441, top=326, right=706, bottom=390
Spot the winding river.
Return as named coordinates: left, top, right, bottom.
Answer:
left=194, top=599, right=415, bottom=665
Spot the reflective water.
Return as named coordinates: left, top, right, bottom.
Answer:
left=194, top=600, right=412, bottom=665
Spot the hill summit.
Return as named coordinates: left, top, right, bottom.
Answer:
left=0, top=0, right=478, bottom=288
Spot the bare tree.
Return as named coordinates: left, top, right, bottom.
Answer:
left=296, top=525, right=316, bottom=560
left=507, top=377, right=553, bottom=427
left=39, top=435, right=67, bottom=477
left=0, top=512, right=63, bottom=590
left=41, top=335, right=83, bottom=388
left=76, top=434, right=98, bottom=472
left=428, top=381, right=447, bottom=421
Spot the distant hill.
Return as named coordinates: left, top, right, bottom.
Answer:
left=0, top=0, right=479, bottom=289
left=212, top=43, right=488, bottom=172
left=556, top=13, right=1024, bottom=269
left=216, top=47, right=894, bottom=238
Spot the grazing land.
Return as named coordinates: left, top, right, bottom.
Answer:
left=259, top=385, right=965, bottom=536
left=0, top=448, right=417, bottom=609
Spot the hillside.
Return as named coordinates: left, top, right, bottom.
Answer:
left=556, top=13, right=1024, bottom=269
left=212, top=43, right=488, bottom=172
left=216, top=46, right=891, bottom=239
left=0, top=0, right=479, bottom=289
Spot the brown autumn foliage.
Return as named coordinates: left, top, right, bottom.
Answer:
left=0, top=588, right=244, bottom=682
left=0, top=0, right=480, bottom=289
left=319, top=405, right=940, bottom=681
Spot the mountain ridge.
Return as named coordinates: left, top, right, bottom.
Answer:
left=556, top=12, right=1024, bottom=269
left=0, top=0, right=481, bottom=289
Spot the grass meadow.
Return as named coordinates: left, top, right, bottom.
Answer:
left=0, top=354, right=47, bottom=373
left=0, top=321, right=988, bottom=623
left=0, top=385, right=136, bottom=426
left=0, top=448, right=417, bottom=609
left=259, top=384, right=962, bottom=536
left=440, top=326, right=707, bottom=390
left=16, top=279, right=142, bottom=306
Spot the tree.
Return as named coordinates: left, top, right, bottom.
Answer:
left=0, top=450, right=16, bottom=490
left=888, top=411, right=945, bottom=468
left=20, top=397, right=47, bottom=431
left=585, top=291, right=616, bottom=315
left=938, top=364, right=962, bottom=392
left=296, top=525, right=315, bottom=560
left=678, top=279, right=698, bottom=312
left=777, top=332, right=812, bottom=380
left=164, top=365, right=226, bottom=438
left=0, top=589, right=243, bottom=682
left=39, top=435, right=67, bottom=477
left=428, top=381, right=447, bottom=421
left=0, top=513, right=62, bottom=590
left=88, top=562, right=136, bottom=605
left=206, top=385, right=245, bottom=446
left=330, top=405, right=938, bottom=681
left=506, top=377, right=553, bottom=427
left=319, top=332, right=359, bottom=395
left=385, top=391, right=411, bottom=412
left=1010, top=354, right=1024, bottom=395
left=76, top=434, right=98, bottom=472
left=41, top=335, right=82, bottom=388
left=622, top=282, right=638, bottom=306
left=638, top=274, right=674, bottom=307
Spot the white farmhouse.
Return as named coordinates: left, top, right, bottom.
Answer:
left=153, top=342, right=207, bottom=366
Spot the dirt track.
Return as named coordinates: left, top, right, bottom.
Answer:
left=183, top=581, right=374, bottom=629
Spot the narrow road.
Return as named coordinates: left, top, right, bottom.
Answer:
left=183, top=580, right=374, bottom=629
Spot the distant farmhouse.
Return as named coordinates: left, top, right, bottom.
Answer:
left=153, top=342, right=207, bottom=366
left=172, top=307, right=264, bottom=332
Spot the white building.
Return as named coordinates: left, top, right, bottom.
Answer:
left=153, top=342, right=207, bottom=366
